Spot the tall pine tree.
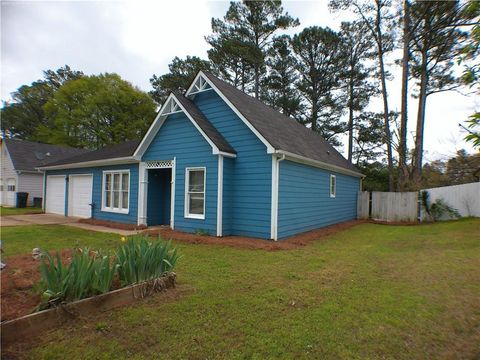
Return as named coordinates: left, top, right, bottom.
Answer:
left=206, top=0, right=299, bottom=98
left=291, top=26, right=347, bottom=146
left=339, top=21, right=377, bottom=162
left=263, top=35, right=303, bottom=119
left=149, top=56, right=213, bottom=105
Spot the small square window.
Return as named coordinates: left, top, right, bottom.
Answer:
left=330, top=175, right=336, bottom=198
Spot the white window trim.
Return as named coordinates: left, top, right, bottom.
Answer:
left=330, top=174, right=336, bottom=198
left=184, top=167, right=206, bottom=220
left=101, top=170, right=130, bottom=214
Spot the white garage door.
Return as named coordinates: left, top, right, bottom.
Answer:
left=45, top=176, right=66, bottom=215
left=68, top=175, right=93, bottom=218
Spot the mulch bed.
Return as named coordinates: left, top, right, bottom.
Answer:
left=144, top=220, right=363, bottom=251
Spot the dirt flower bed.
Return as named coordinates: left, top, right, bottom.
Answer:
left=0, top=250, right=73, bottom=321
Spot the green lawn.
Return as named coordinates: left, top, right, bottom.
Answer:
left=2, top=219, right=480, bottom=359
left=1, top=225, right=121, bottom=258
left=0, top=206, right=43, bottom=216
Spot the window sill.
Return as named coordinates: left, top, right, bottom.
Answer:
left=185, top=214, right=205, bottom=220
left=101, top=207, right=129, bottom=215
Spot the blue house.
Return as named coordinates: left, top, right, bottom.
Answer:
left=39, top=71, right=363, bottom=240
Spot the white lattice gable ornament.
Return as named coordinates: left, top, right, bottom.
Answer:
left=145, top=160, right=173, bottom=169
left=188, top=75, right=212, bottom=96
left=160, top=96, right=181, bottom=116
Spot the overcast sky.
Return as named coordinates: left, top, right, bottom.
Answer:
left=1, top=0, right=477, bottom=161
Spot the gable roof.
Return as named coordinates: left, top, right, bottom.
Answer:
left=40, top=140, right=140, bottom=168
left=2, top=139, right=89, bottom=172
left=174, top=93, right=236, bottom=155
left=134, top=92, right=236, bottom=158
left=200, top=72, right=361, bottom=176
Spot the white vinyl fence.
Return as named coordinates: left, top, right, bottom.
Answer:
left=422, top=182, right=480, bottom=218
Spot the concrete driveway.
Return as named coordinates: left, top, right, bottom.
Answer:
left=1, top=213, right=78, bottom=227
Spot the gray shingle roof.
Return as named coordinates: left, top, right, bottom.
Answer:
left=41, top=140, right=140, bottom=167
left=203, top=72, right=361, bottom=175
left=174, top=93, right=236, bottom=155
left=3, top=139, right=89, bottom=171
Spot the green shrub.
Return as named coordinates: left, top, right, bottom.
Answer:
left=116, top=235, right=178, bottom=286
left=39, top=248, right=118, bottom=309
left=420, top=191, right=461, bottom=221
left=37, top=236, right=178, bottom=309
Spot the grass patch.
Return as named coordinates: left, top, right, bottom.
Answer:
left=3, top=219, right=480, bottom=359
left=0, top=206, right=43, bottom=216
left=1, top=225, right=121, bottom=258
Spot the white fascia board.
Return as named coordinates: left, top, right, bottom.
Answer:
left=274, top=150, right=364, bottom=178
left=186, top=71, right=275, bottom=154
left=133, top=93, right=177, bottom=158
left=37, top=157, right=138, bottom=171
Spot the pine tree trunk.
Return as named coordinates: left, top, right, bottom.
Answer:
left=347, top=79, right=354, bottom=162
left=398, top=0, right=410, bottom=190
left=254, top=65, right=259, bottom=99
left=377, top=40, right=394, bottom=191
left=412, top=53, right=428, bottom=189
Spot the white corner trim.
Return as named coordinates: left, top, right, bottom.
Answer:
left=42, top=172, right=46, bottom=211
left=270, top=154, right=285, bottom=241
left=274, top=150, right=364, bottom=178
left=270, top=155, right=278, bottom=240
left=186, top=71, right=275, bottom=154
left=170, top=157, right=176, bottom=229
left=216, top=155, right=223, bottom=237
left=137, top=162, right=148, bottom=226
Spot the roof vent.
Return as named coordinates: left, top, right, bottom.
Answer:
left=326, top=151, right=330, bottom=155
left=34, top=151, right=45, bottom=160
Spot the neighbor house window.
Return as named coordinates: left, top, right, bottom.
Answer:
left=102, top=171, right=129, bottom=213
left=330, top=175, right=336, bottom=198
left=185, top=167, right=205, bottom=219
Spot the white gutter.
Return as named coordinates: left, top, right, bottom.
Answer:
left=274, top=150, right=364, bottom=178
left=37, top=156, right=138, bottom=171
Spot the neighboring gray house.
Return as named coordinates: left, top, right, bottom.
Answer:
left=0, top=139, right=87, bottom=207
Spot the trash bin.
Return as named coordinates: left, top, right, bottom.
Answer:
left=16, top=192, right=28, bottom=208
left=33, top=197, right=43, bottom=208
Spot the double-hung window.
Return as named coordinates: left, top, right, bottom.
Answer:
left=102, top=171, right=129, bottom=213
left=330, top=174, right=336, bottom=198
left=185, top=167, right=205, bottom=219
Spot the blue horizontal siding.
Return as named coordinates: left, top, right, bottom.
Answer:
left=194, top=91, right=272, bottom=239
left=278, top=160, right=360, bottom=239
left=142, top=112, right=217, bottom=235
left=46, top=163, right=139, bottom=224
